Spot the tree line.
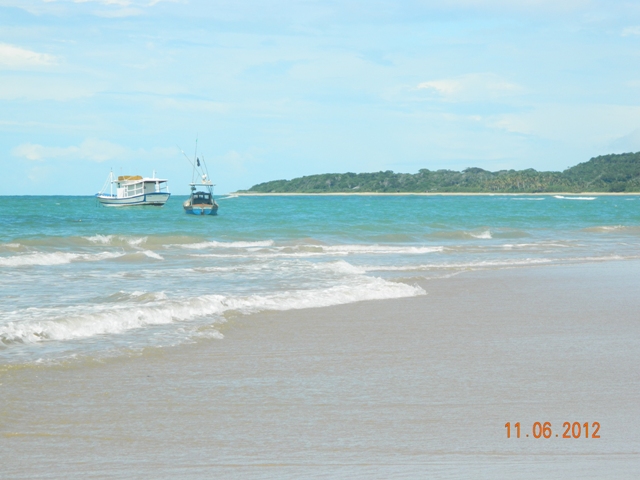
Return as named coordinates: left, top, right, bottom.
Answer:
left=243, top=152, right=640, bottom=193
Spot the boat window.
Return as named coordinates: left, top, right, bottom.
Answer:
left=193, top=192, right=213, bottom=204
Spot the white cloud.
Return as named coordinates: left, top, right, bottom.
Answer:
left=26, top=164, right=55, bottom=184
left=441, top=0, right=591, bottom=10
left=156, top=98, right=231, bottom=113
left=12, top=139, right=129, bottom=162
left=0, top=76, right=97, bottom=101
left=93, top=7, right=143, bottom=17
left=3, top=0, right=183, bottom=16
left=417, top=73, right=524, bottom=102
left=70, top=0, right=143, bottom=17
left=489, top=104, right=640, bottom=147
left=71, top=0, right=182, bottom=7
left=608, top=128, right=640, bottom=153
left=218, top=149, right=263, bottom=175
left=0, top=43, right=57, bottom=69
left=11, top=139, right=178, bottom=163
left=622, top=26, right=640, bottom=36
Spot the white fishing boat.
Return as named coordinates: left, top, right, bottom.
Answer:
left=181, top=142, right=219, bottom=216
left=96, top=171, right=171, bottom=207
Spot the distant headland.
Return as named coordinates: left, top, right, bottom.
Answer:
left=240, top=152, right=640, bottom=194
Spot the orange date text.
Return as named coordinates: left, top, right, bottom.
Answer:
left=505, top=422, right=600, bottom=439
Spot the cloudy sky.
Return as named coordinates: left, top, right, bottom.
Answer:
left=1, top=0, right=640, bottom=194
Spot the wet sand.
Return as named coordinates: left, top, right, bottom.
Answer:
left=2, top=261, right=640, bottom=479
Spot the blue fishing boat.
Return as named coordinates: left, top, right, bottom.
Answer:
left=183, top=177, right=219, bottom=215
left=181, top=142, right=219, bottom=215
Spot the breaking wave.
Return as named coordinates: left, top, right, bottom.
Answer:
left=188, top=244, right=444, bottom=259
left=84, top=235, right=148, bottom=247
left=361, top=254, right=628, bottom=272
left=0, top=251, right=124, bottom=267
left=0, top=278, right=424, bottom=346
left=322, top=244, right=444, bottom=254
left=177, top=240, right=275, bottom=249
left=554, top=195, right=596, bottom=201
left=468, top=230, right=492, bottom=239
left=582, top=225, right=640, bottom=234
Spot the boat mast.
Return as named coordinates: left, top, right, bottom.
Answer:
left=192, top=138, right=198, bottom=184
left=201, top=154, right=211, bottom=182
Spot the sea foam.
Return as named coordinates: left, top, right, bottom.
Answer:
left=84, top=235, right=148, bottom=247
left=469, top=230, right=492, bottom=239
left=0, top=251, right=123, bottom=267
left=178, top=240, right=275, bottom=249
left=322, top=244, right=444, bottom=254
left=554, top=195, right=596, bottom=200
left=0, top=278, right=424, bottom=346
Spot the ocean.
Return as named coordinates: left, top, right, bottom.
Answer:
left=1, top=194, right=640, bottom=478
left=1, top=193, right=638, bottom=365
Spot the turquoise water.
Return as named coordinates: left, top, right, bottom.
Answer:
left=1, top=194, right=639, bottom=364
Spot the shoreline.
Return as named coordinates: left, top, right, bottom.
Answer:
left=232, top=191, right=640, bottom=196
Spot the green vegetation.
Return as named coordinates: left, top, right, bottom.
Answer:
left=243, top=152, right=640, bottom=193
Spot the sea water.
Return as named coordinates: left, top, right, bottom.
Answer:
left=1, top=194, right=639, bottom=365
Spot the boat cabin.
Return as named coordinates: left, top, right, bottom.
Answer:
left=116, top=175, right=168, bottom=199
left=192, top=191, right=214, bottom=205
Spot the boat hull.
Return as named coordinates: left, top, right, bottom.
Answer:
left=183, top=203, right=219, bottom=215
left=97, top=192, right=170, bottom=207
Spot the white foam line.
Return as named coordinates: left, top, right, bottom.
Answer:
left=313, top=260, right=367, bottom=275
left=195, top=259, right=366, bottom=275
left=141, top=250, right=164, bottom=260
left=181, top=242, right=443, bottom=255
left=361, top=254, right=630, bottom=272
left=84, top=235, right=148, bottom=246
left=84, top=234, right=113, bottom=244
left=190, top=252, right=342, bottom=259
left=585, top=225, right=626, bottom=232
left=468, top=230, right=492, bottom=239
left=362, top=258, right=555, bottom=271
left=0, top=251, right=124, bottom=267
left=0, top=278, right=424, bottom=345
left=323, top=245, right=444, bottom=254
left=554, top=195, right=596, bottom=200
left=502, top=242, right=571, bottom=249
left=189, top=245, right=445, bottom=258
left=128, top=237, right=148, bottom=247
left=176, top=240, right=275, bottom=249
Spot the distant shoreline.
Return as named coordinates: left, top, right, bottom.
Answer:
left=232, top=192, right=640, bottom=196
left=241, top=153, right=640, bottom=194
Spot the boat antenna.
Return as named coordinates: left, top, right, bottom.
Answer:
left=179, top=137, right=214, bottom=187
left=201, top=154, right=211, bottom=182
left=192, top=137, right=198, bottom=184
left=178, top=142, right=202, bottom=188
left=178, top=145, right=196, bottom=168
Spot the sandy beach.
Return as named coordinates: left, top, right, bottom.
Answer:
left=2, top=260, right=639, bottom=479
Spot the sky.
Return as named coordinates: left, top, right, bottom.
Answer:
left=1, top=0, right=640, bottom=195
